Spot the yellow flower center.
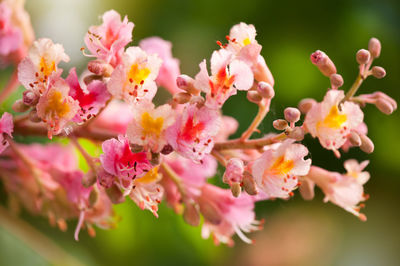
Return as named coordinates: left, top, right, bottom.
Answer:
left=138, top=167, right=159, bottom=184
left=141, top=112, right=164, bottom=137
left=243, top=37, right=251, bottom=46
left=45, top=90, right=70, bottom=118
left=128, top=64, right=151, bottom=84
left=268, top=156, right=294, bottom=176
left=321, top=105, right=347, bottom=129
left=39, top=57, right=56, bottom=77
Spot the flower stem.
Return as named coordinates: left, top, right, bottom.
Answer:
left=70, top=135, right=98, bottom=174
left=214, top=132, right=287, bottom=150
left=240, top=98, right=271, bottom=141
left=160, top=163, right=186, bottom=197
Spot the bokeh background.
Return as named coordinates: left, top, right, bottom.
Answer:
left=0, top=0, right=399, bottom=265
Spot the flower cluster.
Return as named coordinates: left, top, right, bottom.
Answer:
left=0, top=5, right=397, bottom=246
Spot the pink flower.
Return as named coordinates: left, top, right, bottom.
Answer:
left=84, top=10, right=134, bottom=67
left=305, top=160, right=370, bottom=220
left=90, top=100, right=133, bottom=134
left=100, top=135, right=152, bottom=191
left=252, top=139, right=311, bottom=198
left=304, top=90, right=364, bottom=152
left=215, top=115, right=239, bottom=142
left=36, top=74, right=80, bottom=139
left=140, top=37, right=181, bottom=94
left=165, top=103, right=221, bottom=162
left=199, top=184, right=262, bottom=246
left=126, top=100, right=175, bottom=153
left=107, top=46, right=162, bottom=104
left=18, top=38, right=69, bottom=94
left=194, top=49, right=253, bottom=108
left=129, top=167, right=163, bottom=217
left=66, top=68, right=110, bottom=123
left=0, top=0, right=34, bottom=66
left=0, top=112, right=13, bottom=154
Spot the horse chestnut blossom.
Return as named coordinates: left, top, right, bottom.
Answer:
left=0, top=6, right=397, bottom=246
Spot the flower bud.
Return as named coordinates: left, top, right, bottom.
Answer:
left=242, top=171, right=258, bottom=195
left=82, top=170, right=97, bottom=188
left=288, top=127, right=305, bottom=141
left=368, top=38, right=381, bottom=58
left=190, top=95, right=205, bottom=108
left=371, top=66, right=386, bottom=79
left=173, top=92, right=192, bottom=104
left=22, top=90, right=39, bottom=106
left=231, top=182, right=242, bottom=198
left=299, top=178, right=315, bottom=200
left=349, top=131, right=362, bottom=147
left=87, top=60, right=113, bottom=77
left=247, top=91, right=262, bottom=104
left=356, top=49, right=371, bottom=65
left=199, top=200, right=222, bottom=225
left=83, top=74, right=103, bottom=85
left=273, top=119, right=288, bottom=131
left=310, top=50, right=337, bottom=77
left=298, top=98, right=317, bottom=114
left=330, top=74, right=344, bottom=89
left=183, top=203, right=200, bottom=227
left=223, top=158, right=244, bottom=184
left=106, top=183, right=126, bottom=204
left=359, top=134, right=374, bottom=154
left=284, top=107, right=301, bottom=123
left=12, top=99, right=30, bottom=112
left=161, top=144, right=174, bottom=155
left=28, top=109, right=41, bottom=123
left=176, top=74, right=199, bottom=95
left=88, top=188, right=99, bottom=208
left=257, top=81, right=275, bottom=98
left=376, top=99, right=394, bottom=115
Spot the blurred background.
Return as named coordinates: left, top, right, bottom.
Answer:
left=0, top=0, right=399, bottom=265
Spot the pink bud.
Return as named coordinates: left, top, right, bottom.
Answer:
left=199, top=200, right=222, bottom=225
left=82, top=170, right=97, bottom=188
left=356, top=49, right=371, bottom=65
left=284, top=107, right=301, bottom=123
left=190, top=95, right=205, bottom=108
left=106, top=183, right=125, bottom=204
left=242, top=171, right=258, bottom=195
left=368, top=37, right=381, bottom=58
left=87, top=60, right=113, bottom=77
left=310, top=50, right=337, bottom=77
left=247, top=91, right=262, bottom=104
left=273, top=119, right=288, bottom=131
left=376, top=99, right=394, bottom=115
left=173, top=92, right=192, bottom=104
left=359, top=134, right=374, bottom=154
left=28, top=109, right=41, bottom=123
left=257, top=81, right=275, bottom=98
left=176, top=74, right=199, bottom=95
left=223, top=158, right=244, bottom=184
left=330, top=74, right=344, bottom=89
left=288, top=127, right=305, bottom=141
left=12, top=99, right=30, bottom=112
left=349, top=131, right=362, bottom=147
left=298, top=98, right=317, bottom=114
left=231, top=182, right=242, bottom=198
left=22, top=90, right=39, bottom=106
left=371, top=66, right=386, bottom=79
left=299, top=178, right=315, bottom=200
left=183, top=203, right=200, bottom=227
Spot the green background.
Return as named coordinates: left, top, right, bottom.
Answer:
left=0, top=0, right=399, bottom=265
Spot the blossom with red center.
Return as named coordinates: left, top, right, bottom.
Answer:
left=252, top=139, right=311, bottom=198
left=0, top=0, right=33, bottom=66
left=84, top=10, right=134, bottom=67
left=126, top=100, right=175, bottom=153
left=305, top=160, right=370, bottom=220
left=107, top=46, right=162, bottom=104
left=304, top=90, right=364, bottom=152
left=165, top=103, right=221, bottom=162
left=18, top=38, right=69, bottom=94
left=0, top=112, right=13, bottom=154
left=199, top=184, right=262, bottom=246
left=100, top=135, right=152, bottom=192
left=139, top=37, right=181, bottom=94
left=36, top=73, right=80, bottom=139
left=65, top=68, right=110, bottom=124
left=194, top=49, right=253, bottom=108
